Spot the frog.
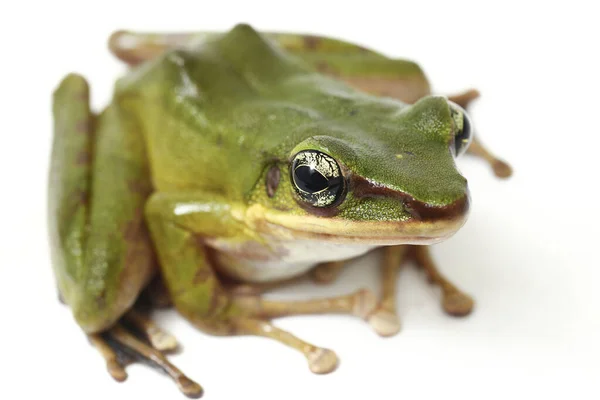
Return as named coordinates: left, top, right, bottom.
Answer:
left=49, top=23, right=511, bottom=398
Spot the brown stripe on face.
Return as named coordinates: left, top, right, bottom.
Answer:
left=350, top=175, right=469, bottom=221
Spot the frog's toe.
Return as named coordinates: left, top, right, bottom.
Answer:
left=125, top=310, right=179, bottom=352
left=413, top=246, right=476, bottom=318
left=148, top=329, right=179, bottom=352
left=176, top=376, right=204, bottom=399
left=492, top=160, right=513, bottom=179
left=88, top=334, right=128, bottom=382
left=106, top=324, right=203, bottom=398
left=107, top=359, right=128, bottom=382
left=306, top=347, right=339, bottom=374
left=88, top=319, right=202, bottom=398
left=442, top=291, right=474, bottom=317
left=367, top=307, right=402, bottom=337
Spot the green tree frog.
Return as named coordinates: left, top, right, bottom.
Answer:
left=49, top=24, right=511, bottom=398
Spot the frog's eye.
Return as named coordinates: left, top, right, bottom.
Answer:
left=291, top=150, right=345, bottom=208
left=449, top=102, right=473, bottom=156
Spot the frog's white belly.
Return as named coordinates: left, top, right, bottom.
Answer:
left=206, top=237, right=377, bottom=283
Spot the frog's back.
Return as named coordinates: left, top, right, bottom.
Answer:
left=265, top=31, right=431, bottom=103
left=114, top=25, right=310, bottom=199
left=114, top=24, right=430, bottom=200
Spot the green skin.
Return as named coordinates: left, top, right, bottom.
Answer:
left=49, top=24, right=469, bottom=335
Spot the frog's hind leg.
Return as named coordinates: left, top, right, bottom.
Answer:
left=108, top=31, right=211, bottom=66
left=105, top=324, right=203, bottom=398
left=50, top=75, right=197, bottom=395
left=108, top=325, right=202, bottom=398
left=51, top=73, right=157, bottom=332
left=467, top=136, right=513, bottom=178
left=87, top=311, right=201, bottom=398
left=447, top=88, right=481, bottom=110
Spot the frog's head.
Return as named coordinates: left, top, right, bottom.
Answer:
left=257, top=95, right=472, bottom=246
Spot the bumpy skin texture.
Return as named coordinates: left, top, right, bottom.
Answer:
left=49, top=24, right=470, bottom=334
left=119, top=25, right=466, bottom=212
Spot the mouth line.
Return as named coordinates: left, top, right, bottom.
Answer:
left=261, top=214, right=466, bottom=246
left=276, top=230, right=454, bottom=246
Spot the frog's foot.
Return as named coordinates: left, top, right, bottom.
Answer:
left=310, top=260, right=346, bottom=284
left=368, top=301, right=402, bottom=337
left=366, top=245, right=474, bottom=337
left=413, top=246, right=474, bottom=316
left=226, top=288, right=376, bottom=373
left=232, top=318, right=339, bottom=374
left=468, top=136, right=513, bottom=178
left=88, top=333, right=129, bottom=382
left=88, top=317, right=202, bottom=398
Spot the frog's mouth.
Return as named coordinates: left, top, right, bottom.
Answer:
left=258, top=194, right=470, bottom=246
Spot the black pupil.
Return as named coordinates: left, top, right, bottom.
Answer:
left=294, top=166, right=329, bottom=193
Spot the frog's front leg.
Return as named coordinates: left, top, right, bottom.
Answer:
left=367, top=245, right=474, bottom=337
left=146, top=193, right=377, bottom=374
left=367, top=246, right=409, bottom=336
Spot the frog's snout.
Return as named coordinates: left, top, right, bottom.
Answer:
left=399, top=189, right=471, bottom=243
left=350, top=174, right=470, bottom=242
left=403, top=190, right=470, bottom=224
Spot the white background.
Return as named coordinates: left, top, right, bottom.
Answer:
left=1, top=1, right=598, bottom=399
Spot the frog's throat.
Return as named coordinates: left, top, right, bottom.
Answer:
left=248, top=196, right=469, bottom=246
